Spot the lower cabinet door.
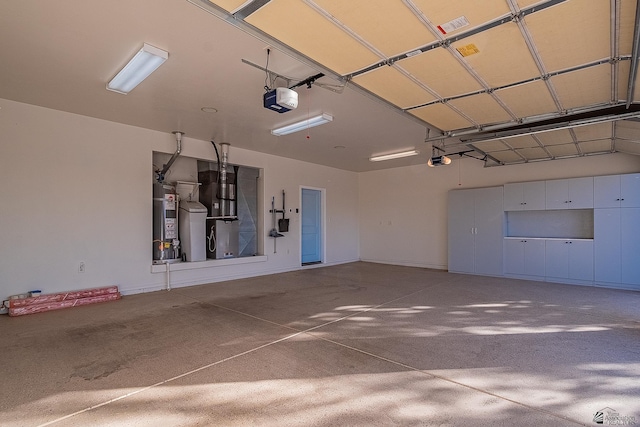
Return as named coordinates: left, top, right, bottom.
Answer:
left=545, top=240, right=569, bottom=279
left=523, top=240, right=545, bottom=277
left=504, top=239, right=525, bottom=275
left=504, top=239, right=545, bottom=277
left=568, top=240, right=594, bottom=281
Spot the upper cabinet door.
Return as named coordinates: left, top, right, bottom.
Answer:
left=504, top=181, right=546, bottom=211
left=568, top=177, right=594, bottom=209
left=546, top=177, right=593, bottom=209
left=620, top=173, right=640, bottom=208
left=545, top=179, right=569, bottom=209
left=594, top=175, right=621, bottom=208
left=595, top=174, right=640, bottom=208
left=504, top=183, right=525, bottom=211
left=522, top=181, right=546, bottom=210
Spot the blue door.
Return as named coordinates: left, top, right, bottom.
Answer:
left=301, top=188, right=322, bottom=265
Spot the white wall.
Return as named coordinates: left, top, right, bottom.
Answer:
left=359, top=154, right=640, bottom=270
left=0, top=99, right=359, bottom=298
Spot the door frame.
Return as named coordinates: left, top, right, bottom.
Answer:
left=299, top=186, right=326, bottom=266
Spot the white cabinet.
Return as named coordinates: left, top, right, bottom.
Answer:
left=594, top=208, right=621, bottom=283
left=504, top=181, right=546, bottom=211
left=594, top=173, right=640, bottom=208
left=594, top=207, right=640, bottom=287
left=504, top=239, right=545, bottom=277
left=448, top=190, right=475, bottom=274
left=448, top=187, right=503, bottom=276
left=545, top=240, right=593, bottom=281
left=545, top=177, right=593, bottom=209
left=621, top=208, right=640, bottom=285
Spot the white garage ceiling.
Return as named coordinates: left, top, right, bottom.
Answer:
left=1, top=0, right=640, bottom=171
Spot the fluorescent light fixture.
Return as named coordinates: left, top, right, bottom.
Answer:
left=271, top=113, right=333, bottom=136
left=369, top=150, right=419, bottom=162
left=427, top=155, right=452, bottom=167
left=107, top=43, right=168, bottom=94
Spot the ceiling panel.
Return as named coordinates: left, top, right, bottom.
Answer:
left=619, top=0, right=638, bottom=55
left=207, top=0, right=247, bottom=13
left=490, top=150, right=525, bottom=163
left=616, top=120, right=640, bottom=140
left=313, top=0, right=437, bottom=57
left=551, top=64, right=611, bottom=110
left=409, top=103, right=473, bottom=130
left=546, top=143, right=579, bottom=157
left=245, top=0, right=380, bottom=74
left=494, top=80, right=558, bottom=119
left=515, top=0, right=550, bottom=8
left=411, top=0, right=511, bottom=32
left=535, top=128, right=574, bottom=146
left=616, top=139, right=640, bottom=154
left=525, top=0, right=610, bottom=72
left=580, top=139, right=613, bottom=153
left=400, top=48, right=483, bottom=98
left=517, top=146, right=551, bottom=160
left=353, top=66, right=436, bottom=108
left=470, top=139, right=509, bottom=152
left=451, top=22, right=540, bottom=87
left=573, top=122, right=613, bottom=141
left=448, top=93, right=513, bottom=125
left=502, top=135, right=538, bottom=149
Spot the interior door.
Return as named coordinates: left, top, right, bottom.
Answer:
left=301, top=188, right=322, bottom=265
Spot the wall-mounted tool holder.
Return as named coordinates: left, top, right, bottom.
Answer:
left=269, top=190, right=289, bottom=233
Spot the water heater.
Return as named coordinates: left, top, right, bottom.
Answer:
left=152, top=182, right=180, bottom=263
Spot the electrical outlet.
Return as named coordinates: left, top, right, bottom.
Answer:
left=79, top=262, right=85, bottom=273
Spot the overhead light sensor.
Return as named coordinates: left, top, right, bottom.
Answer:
left=107, top=43, right=168, bottom=94
left=271, top=113, right=333, bottom=136
left=369, top=149, right=419, bottom=162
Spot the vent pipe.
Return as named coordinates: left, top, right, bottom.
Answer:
left=218, top=143, right=235, bottom=217
left=156, top=131, right=184, bottom=183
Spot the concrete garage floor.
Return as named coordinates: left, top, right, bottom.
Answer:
left=1, top=262, right=639, bottom=426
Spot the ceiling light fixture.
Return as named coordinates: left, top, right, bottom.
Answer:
left=107, top=43, right=168, bottom=94
left=369, top=149, right=419, bottom=162
left=271, top=113, right=333, bottom=136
